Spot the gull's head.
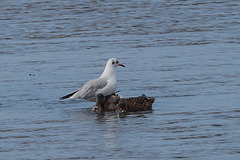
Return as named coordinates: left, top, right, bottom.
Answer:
left=108, top=58, right=125, bottom=68
left=101, top=58, right=125, bottom=77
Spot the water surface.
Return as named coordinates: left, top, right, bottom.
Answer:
left=1, top=0, right=240, bottom=159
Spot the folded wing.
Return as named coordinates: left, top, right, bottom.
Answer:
left=60, top=78, right=108, bottom=101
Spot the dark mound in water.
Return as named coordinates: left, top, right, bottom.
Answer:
left=92, top=94, right=155, bottom=112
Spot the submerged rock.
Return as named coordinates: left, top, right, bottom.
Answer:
left=92, top=94, right=155, bottom=112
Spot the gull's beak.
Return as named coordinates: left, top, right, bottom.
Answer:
left=119, top=63, right=125, bottom=67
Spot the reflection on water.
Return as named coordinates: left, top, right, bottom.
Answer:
left=1, top=0, right=240, bottom=159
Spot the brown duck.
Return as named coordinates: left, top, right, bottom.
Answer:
left=92, top=94, right=155, bottom=112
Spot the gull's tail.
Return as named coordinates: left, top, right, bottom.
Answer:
left=59, top=90, right=78, bottom=100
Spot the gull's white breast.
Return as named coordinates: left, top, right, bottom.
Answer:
left=96, top=77, right=117, bottom=96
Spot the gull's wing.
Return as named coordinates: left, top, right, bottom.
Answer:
left=59, top=90, right=78, bottom=100
left=60, top=78, right=108, bottom=101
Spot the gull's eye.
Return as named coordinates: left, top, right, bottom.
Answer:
left=112, top=61, right=115, bottom=64
left=116, top=61, right=119, bottom=64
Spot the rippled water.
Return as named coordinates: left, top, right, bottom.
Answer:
left=1, top=0, right=240, bottom=159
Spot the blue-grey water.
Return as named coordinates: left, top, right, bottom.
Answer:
left=1, top=0, right=240, bottom=159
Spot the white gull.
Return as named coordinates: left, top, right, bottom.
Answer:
left=60, top=58, right=125, bottom=102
